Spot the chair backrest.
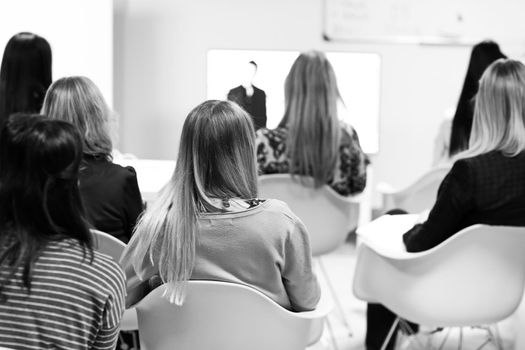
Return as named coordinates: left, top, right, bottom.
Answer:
left=134, top=280, right=330, bottom=350
left=378, top=166, right=450, bottom=213
left=353, top=225, right=525, bottom=328
left=91, top=229, right=126, bottom=263
left=258, top=174, right=360, bottom=256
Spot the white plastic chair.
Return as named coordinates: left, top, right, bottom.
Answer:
left=353, top=224, right=525, bottom=349
left=90, top=229, right=139, bottom=343
left=258, top=174, right=360, bottom=256
left=258, top=174, right=360, bottom=338
left=91, top=229, right=126, bottom=262
left=377, top=166, right=450, bottom=213
left=129, top=280, right=331, bottom=350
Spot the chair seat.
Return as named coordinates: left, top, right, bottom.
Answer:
left=353, top=224, right=525, bottom=328
left=133, top=280, right=331, bottom=350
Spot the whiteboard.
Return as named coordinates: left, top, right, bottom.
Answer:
left=0, top=0, right=113, bottom=105
left=324, top=0, right=525, bottom=45
left=207, top=49, right=381, bottom=154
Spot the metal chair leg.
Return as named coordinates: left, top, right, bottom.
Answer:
left=380, top=317, right=400, bottom=350
left=323, top=314, right=340, bottom=350
left=131, top=331, right=139, bottom=350
left=317, top=257, right=353, bottom=337
left=436, top=328, right=452, bottom=350
left=492, top=324, right=504, bottom=350
left=397, top=319, right=425, bottom=349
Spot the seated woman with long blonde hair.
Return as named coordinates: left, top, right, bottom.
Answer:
left=256, top=50, right=368, bottom=196
left=367, top=58, right=525, bottom=350
left=121, top=100, right=320, bottom=311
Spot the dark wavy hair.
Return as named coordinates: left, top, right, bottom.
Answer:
left=449, top=41, right=506, bottom=157
left=0, top=114, right=92, bottom=299
left=0, top=33, right=52, bottom=127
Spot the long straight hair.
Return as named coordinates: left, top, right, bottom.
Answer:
left=456, top=59, right=525, bottom=159
left=122, top=100, right=258, bottom=304
left=0, top=32, right=52, bottom=126
left=0, top=114, right=92, bottom=299
left=278, top=50, right=341, bottom=187
left=449, top=41, right=506, bottom=157
left=41, top=76, right=113, bottom=160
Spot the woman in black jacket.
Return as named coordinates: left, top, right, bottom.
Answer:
left=42, top=76, right=143, bottom=243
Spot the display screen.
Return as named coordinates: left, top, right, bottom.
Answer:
left=207, top=49, right=381, bottom=154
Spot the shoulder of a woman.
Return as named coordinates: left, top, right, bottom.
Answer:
left=338, top=120, right=355, bottom=135
left=338, top=122, right=359, bottom=146
left=103, top=161, right=138, bottom=177
left=255, top=127, right=271, bottom=141
left=258, top=198, right=301, bottom=225
left=256, top=127, right=287, bottom=145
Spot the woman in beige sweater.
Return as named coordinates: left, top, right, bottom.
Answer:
left=121, top=100, right=320, bottom=312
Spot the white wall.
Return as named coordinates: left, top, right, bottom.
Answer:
left=0, top=0, right=113, bottom=105
left=113, top=0, right=525, bottom=205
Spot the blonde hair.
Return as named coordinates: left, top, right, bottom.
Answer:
left=123, top=100, right=258, bottom=304
left=279, top=50, right=341, bottom=187
left=457, top=59, right=525, bottom=159
left=41, top=76, right=112, bottom=159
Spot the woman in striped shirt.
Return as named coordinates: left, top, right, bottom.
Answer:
left=0, top=114, right=126, bottom=350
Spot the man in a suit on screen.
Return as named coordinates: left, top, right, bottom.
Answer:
left=227, top=60, right=267, bottom=130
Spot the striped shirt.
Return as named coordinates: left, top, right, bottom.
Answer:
left=0, top=239, right=126, bottom=350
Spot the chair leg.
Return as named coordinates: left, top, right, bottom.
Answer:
left=323, top=314, right=340, bottom=350
left=317, top=257, right=353, bottom=337
left=492, top=324, right=504, bottom=350
left=436, top=328, right=452, bottom=350
left=473, top=338, right=491, bottom=350
left=380, top=317, right=400, bottom=350
left=486, top=325, right=504, bottom=350
left=467, top=325, right=505, bottom=350
left=131, top=331, right=139, bottom=350
left=397, top=319, right=426, bottom=349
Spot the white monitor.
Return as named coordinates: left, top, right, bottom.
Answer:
left=0, top=0, right=113, bottom=106
left=207, top=49, right=381, bottom=154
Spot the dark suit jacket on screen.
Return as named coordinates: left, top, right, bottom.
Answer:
left=227, top=85, right=267, bottom=130
left=403, top=150, right=525, bottom=252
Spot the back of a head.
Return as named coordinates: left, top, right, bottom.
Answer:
left=0, top=32, right=52, bottom=125
left=468, top=42, right=507, bottom=83
left=176, top=99, right=258, bottom=209
left=42, top=76, right=112, bottom=160
left=129, top=99, right=257, bottom=305
left=281, top=50, right=341, bottom=187
left=465, top=58, right=525, bottom=157
left=0, top=114, right=91, bottom=294
left=450, top=41, right=506, bottom=156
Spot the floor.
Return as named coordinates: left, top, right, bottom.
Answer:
left=308, top=239, right=519, bottom=350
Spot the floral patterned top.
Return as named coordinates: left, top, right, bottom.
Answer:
left=255, top=123, right=368, bottom=196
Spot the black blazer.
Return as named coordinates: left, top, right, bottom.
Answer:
left=227, top=85, right=267, bottom=130
left=79, top=156, right=143, bottom=243
left=403, top=150, right=525, bottom=252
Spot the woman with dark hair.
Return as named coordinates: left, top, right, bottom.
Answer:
left=434, top=41, right=506, bottom=164
left=0, top=32, right=52, bottom=126
left=0, top=114, right=125, bottom=349
left=42, top=76, right=143, bottom=243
